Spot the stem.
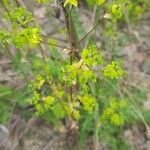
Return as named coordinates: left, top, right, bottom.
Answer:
left=69, top=7, right=73, bottom=64
left=41, top=40, right=70, bottom=50
left=68, top=7, right=74, bottom=102
left=62, top=5, right=74, bottom=102
left=75, top=20, right=100, bottom=48
left=94, top=103, right=100, bottom=150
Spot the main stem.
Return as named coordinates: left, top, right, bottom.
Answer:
left=69, top=8, right=74, bottom=102
left=62, top=6, right=75, bottom=102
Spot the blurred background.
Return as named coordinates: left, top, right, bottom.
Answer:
left=0, top=0, right=150, bottom=150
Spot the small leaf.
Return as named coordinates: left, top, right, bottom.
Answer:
left=96, top=0, right=106, bottom=5
left=64, top=0, right=78, bottom=7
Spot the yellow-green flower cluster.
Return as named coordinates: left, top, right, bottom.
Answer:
left=100, top=98, right=127, bottom=126
left=81, top=45, right=103, bottom=67
left=111, top=113, right=124, bottom=126
left=51, top=93, right=95, bottom=120
left=0, top=31, right=11, bottom=46
left=13, top=27, right=42, bottom=48
left=64, top=0, right=106, bottom=7
left=32, top=93, right=55, bottom=114
left=64, top=0, right=78, bottom=7
left=63, top=45, right=103, bottom=92
left=102, top=61, right=126, bottom=79
left=5, top=7, right=32, bottom=25
left=35, top=75, right=45, bottom=89
left=78, top=95, right=95, bottom=113
left=30, top=75, right=55, bottom=114
left=64, top=103, right=80, bottom=120
left=96, top=0, right=106, bottom=5
left=111, top=4, right=123, bottom=19
left=63, top=59, right=96, bottom=92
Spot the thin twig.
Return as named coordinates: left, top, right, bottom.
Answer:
left=122, top=87, right=150, bottom=134
left=68, top=7, right=73, bottom=102
left=41, top=40, right=69, bottom=49
left=75, top=20, right=100, bottom=48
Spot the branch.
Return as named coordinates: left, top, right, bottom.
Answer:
left=75, top=20, right=100, bottom=48
left=41, top=40, right=68, bottom=49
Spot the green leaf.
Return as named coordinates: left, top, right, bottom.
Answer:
left=95, top=0, right=106, bottom=5
left=64, top=0, right=78, bottom=7
left=5, top=7, right=32, bottom=25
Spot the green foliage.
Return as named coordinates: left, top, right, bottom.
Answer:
left=30, top=75, right=55, bottom=114
left=0, top=30, right=11, bottom=46
left=78, top=94, right=95, bottom=113
left=99, top=124, right=132, bottom=150
left=64, top=0, right=78, bottom=7
left=0, top=27, right=42, bottom=48
left=65, top=0, right=107, bottom=7
left=4, top=7, right=33, bottom=26
left=0, top=86, right=13, bottom=124
left=96, top=0, right=106, bottom=5
left=100, top=98, right=127, bottom=126
left=0, top=0, right=149, bottom=149
left=28, top=43, right=126, bottom=125
left=111, top=4, right=123, bottom=19
left=63, top=58, right=96, bottom=90
left=1, top=6, right=42, bottom=49
left=12, top=27, right=42, bottom=48
left=0, top=85, right=33, bottom=124
left=102, top=61, right=126, bottom=79
left=81, top=45, right=103, bottom=67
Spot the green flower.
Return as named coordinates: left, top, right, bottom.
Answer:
left=81, top=45, right=103, bottom=67
left=13, top=27, right=42, bottom=48
left=79, top=95, right=95, bottom=113
left=111, top=4, right=123, bottom=19
left=111, top=113, right=124, bottom=126
left=102, top=61, right=126, bottom=79
left=44, top=96, right=55, bottom=109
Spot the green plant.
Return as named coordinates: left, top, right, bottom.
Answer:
left=0, top=0, right=149, bottom=149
